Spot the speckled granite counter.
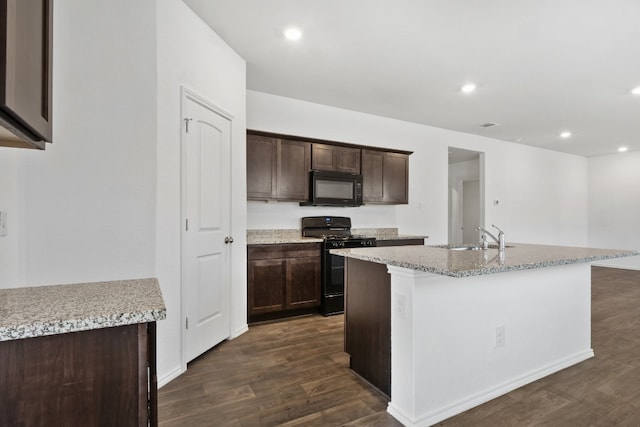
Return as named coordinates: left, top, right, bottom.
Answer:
left=247, top=229, right=323, bottom=244
left=0, top=278, right=166, bottom=341
left=247, top=228, right=427, bottom=244
left=331, top=243, right=639, bottom=277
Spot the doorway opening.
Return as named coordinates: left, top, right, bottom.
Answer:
left=448, top=148, right=485, bottom=244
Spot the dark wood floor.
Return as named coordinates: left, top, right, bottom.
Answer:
left=158, top=266, right=640, bottom=426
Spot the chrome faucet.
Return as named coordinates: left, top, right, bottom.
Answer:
left=476, top=224, right=505, bottom=251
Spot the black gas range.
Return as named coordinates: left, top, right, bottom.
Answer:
left=301, top=216, right=376, bottom=315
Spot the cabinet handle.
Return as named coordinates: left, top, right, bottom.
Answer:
left=224, top=236, right=234, bottom=244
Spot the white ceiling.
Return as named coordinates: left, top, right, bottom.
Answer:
left=184, top=0, right=640, bottom=157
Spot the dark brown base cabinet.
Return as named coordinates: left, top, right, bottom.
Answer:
left=345, top=258, right=391, bottom=397
left=0, top=322, right=158, bottom=427
left=375, top=238, right=425, bottom=247
left=344, top=238, right=423, bottom=398
left=248, top=243, right=321, bottom=323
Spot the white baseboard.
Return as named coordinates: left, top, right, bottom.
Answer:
left=230, top=324, right=248, bottom=339
left=388, top=349, right=594, bottom=427
left=158, top=365, right=185, bottom=389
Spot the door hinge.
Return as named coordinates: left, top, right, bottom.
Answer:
left=185, top=317, right=189, bottom=330
left=184, top=117, right=193, bottom=133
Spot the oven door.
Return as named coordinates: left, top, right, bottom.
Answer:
left=324, top=252, right=345, bottom=296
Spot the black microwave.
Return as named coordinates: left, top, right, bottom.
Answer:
left=302, top=170, right=363, bottom=207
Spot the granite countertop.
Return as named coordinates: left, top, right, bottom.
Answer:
left=0, top=278, right=166, bottom=341
left=247, top=229, right=323, bottom=244
left=247, top=228, right=427, bottom=245
left=331, top=243, right=639, bottom=278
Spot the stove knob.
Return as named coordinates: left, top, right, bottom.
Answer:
left=366, top=240, right=374, bottom=246
left=340, top=241, right=345, bottom=248
left=332, top=242, right=339, bottom=248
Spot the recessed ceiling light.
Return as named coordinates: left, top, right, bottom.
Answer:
left=560, top=131, right=572, bottom=139
left=631, top=86, right=640, bottom=95
left=283, top=27, right=302, bottom=41
left=461, top=83, right=476, bottom=93
left=618, top=146, right=629, bottom=152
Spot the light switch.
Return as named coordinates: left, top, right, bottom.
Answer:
left=0, top=211, right=7, bottom=237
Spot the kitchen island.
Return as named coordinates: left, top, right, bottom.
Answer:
left=332, top=243, right=638, bottom=427
left=0, top=278, right=166, bottom=426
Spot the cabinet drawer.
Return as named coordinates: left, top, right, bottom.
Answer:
left=248, top=243, right=322, bottom=260
left=375, top=238, right=424, bottom=247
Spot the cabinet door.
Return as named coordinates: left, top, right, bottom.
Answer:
left=362, top=149, right=384, bottom=202
left=248, top=259, right=286, bottom=315
left=246, top=134, right=277, bottom=200
left=277, top=139, right=310, bottom=201
left=286, top=257, right=321, bottom=309
left=0, top=324, right=152, bottom=426
left=362, top=150, right=409, bottom=204
left=335, top=146, right=361, bottom=173
left=383, top=152, right=409, bottom=204
left=312, top=143, right=361, bottom=173
left=0, top=0, right=52, bottom=142
left=311, top=143, right=335, bottom=171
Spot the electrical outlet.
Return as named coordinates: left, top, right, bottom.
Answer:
left=0, top=211, right=7, bottom=237
left=495, top=325, right=505, bottom=348
left=396, top=293, right=407, bottom=319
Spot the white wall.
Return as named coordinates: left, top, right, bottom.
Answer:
left=0, top=148, right=24, bottom=285
left=10, top=0, right=158, bottom=286
left=588, top=151, right=640, bottom=250
left=156, top=0, right=247, bottom=384
left=247, top=91, right=588, bottom=246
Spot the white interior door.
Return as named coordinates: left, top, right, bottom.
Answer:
left=182, top=89, right=232, bottom=363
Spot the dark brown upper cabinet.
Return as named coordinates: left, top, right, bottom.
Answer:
left=0, top=0, right=53, bottom=150
left=362, top=149, right=409, bottom=204
left=277, top=139, right=310, bottom=201
left=247, top=132, right=311, bottom=202
left=247, top=134, right=277, bottom=199
left=312, top=143, right=361, bottom=174
left=247, top=130, right=411, bottom=205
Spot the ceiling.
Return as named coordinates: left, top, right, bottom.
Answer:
left=184, top=0, right=640, bottom=158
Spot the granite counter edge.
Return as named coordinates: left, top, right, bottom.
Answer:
left=0, top=308, right=167, bottom=342
left=333, top=250, right=640, bottom=278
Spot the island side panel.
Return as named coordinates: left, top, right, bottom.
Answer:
left=344, top=258, right=392, bottom=397
left=387, top=262, right=594, bottom=426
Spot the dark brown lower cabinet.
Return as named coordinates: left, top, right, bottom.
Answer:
left=345, top=258, right=391, bottom=398
left=375, top=238, right=424, bottom=247
left=248, top=243, right=321, bottom=323
left=0, top=322, right=157, bottom=427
